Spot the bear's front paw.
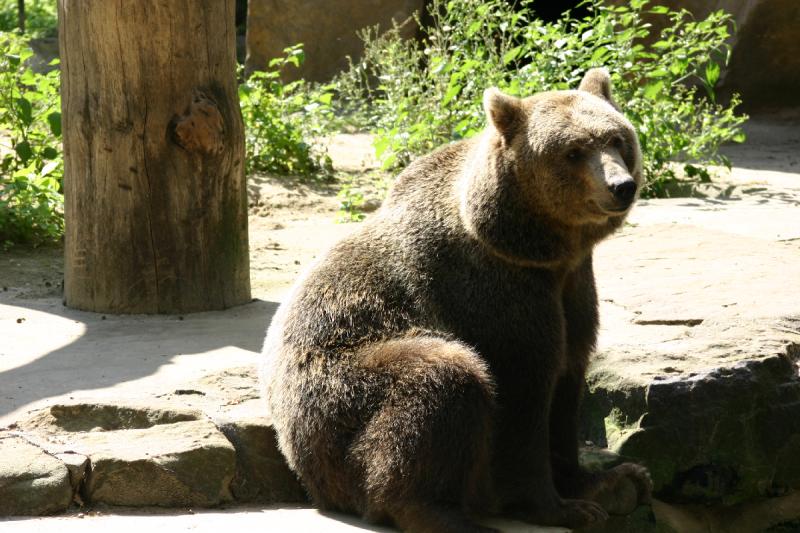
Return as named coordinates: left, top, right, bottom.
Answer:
left=553, top=499, right=609, bottom=529
left=585, top=462, right=653, bottom=515
left=517, top=498, right=609, bottom=529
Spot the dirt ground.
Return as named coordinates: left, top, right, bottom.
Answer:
left=246, top=147, right=384, bottom=300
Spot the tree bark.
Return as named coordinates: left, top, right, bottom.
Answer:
left=59, top=0, right=250, bottom=313
left=17, top=0, right=25, bottom=33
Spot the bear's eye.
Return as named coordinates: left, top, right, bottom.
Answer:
left=565, top=148, right=584, bottom=162
left=610, top=136, right=624, bottom=151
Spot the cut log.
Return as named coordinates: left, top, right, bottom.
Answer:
left=59, top=0, right=251, bottom=313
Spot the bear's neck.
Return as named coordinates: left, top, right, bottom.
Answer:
left=457, top=139, right=612, bottom=270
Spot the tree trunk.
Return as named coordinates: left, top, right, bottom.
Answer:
left=59, top=0, right=251, bottom=313
left=17, top=0, right=25, bottom=33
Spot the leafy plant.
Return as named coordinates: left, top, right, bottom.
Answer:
left=335, top=0, right=747, bottom=197
left=0, top=31, right=63, bottom=247
left=239, top=44, right=334, bottom=178
left=0, top=0, right=58, bottom=37
left=336, top=179, right=367, bottom=222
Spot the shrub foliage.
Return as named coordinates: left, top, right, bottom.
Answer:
left=239, top=45, right=334, bottom=177
left=0, top=31, right=62, bottom=247
left=335, top=0, right=747, bottom=196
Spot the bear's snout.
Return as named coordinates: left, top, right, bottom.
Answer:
left=608, top=180, right=637, bottom=208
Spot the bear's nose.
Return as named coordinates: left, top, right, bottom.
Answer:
left=609, top=180, right=637, bottom=206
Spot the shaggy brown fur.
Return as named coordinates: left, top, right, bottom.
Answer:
left=261, top=68, right=652, bottom=532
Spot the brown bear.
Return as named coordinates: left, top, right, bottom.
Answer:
left=261, top=68, right=652, bottom=532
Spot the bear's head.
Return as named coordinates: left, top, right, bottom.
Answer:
left=459, top=68, right=642, bottom=267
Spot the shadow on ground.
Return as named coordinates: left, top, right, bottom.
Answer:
left=0, top=298, right=277, bottom=423
left=719, top=114, right=800, bottom=174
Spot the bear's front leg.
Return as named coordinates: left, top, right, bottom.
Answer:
left=549, top=369, right=652, bottom=515
left=552, top=256, right=653, bottom=514
left=492, top=378, right=608, bottom=529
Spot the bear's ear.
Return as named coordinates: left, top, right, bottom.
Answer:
left=578, top=68, right=618, bottom=109
left=483, top=87, right=522, bottom=141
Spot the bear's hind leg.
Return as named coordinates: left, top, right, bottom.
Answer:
left=352, top=336, right=497, bottom=533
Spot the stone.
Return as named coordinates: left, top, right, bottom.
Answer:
left=650, top=493, right=800, bottom=533
left=73, top=419, right=236, bottom=507
left=580, top=505, right=669, bottom=533
left=0, top=436, right=72, bottom=516
left=586, top=349, right=800, bottom=503
left=20, top=403, right=236, bottom=508
left=55, top=453, right=89, bottom=494
left=245, top=0, right=425, bottom=81
left=21, top=402, right=203, bottom=433
left=580, top=186, right=800, bottom=509
left=216, top=415, right=307, bottom=503
left=724, top=0, right=800, bottom=110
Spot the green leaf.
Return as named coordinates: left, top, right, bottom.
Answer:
left=373, top=135, right=391, bottom=159
left=649, top=6, right=670, bottom=14
left=47, top=112, right=62, bottom=137
left=590, top=47, right=608, bottom=64
left=442, top=84, right=461, bottom=106
left=15, top=141, right=33, bottom=164
left=704, top=62, right=720, bottom=87
left=16, top=98, right=33, bottom=126
left=381, top=153, right=397, bottom=170
left=643, top=81, right=665, bottom=100
left=503, top=45, right=522, bottom=65
left=40, top=161, right=60, bottom=178
left=13, top=163, right=36, bottom=179
left=42, top=146, right=59, bottom=160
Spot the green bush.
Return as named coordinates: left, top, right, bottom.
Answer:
left=0, top=0, right=57, bottom=37
left=239, top=45, right=334, bottom=178
left=0, top=31, right=63, bottom=247
left=335, top=0, right=747, bottom=197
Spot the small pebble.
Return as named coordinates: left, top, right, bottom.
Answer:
left=16, top=318, right=24, bottom=324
